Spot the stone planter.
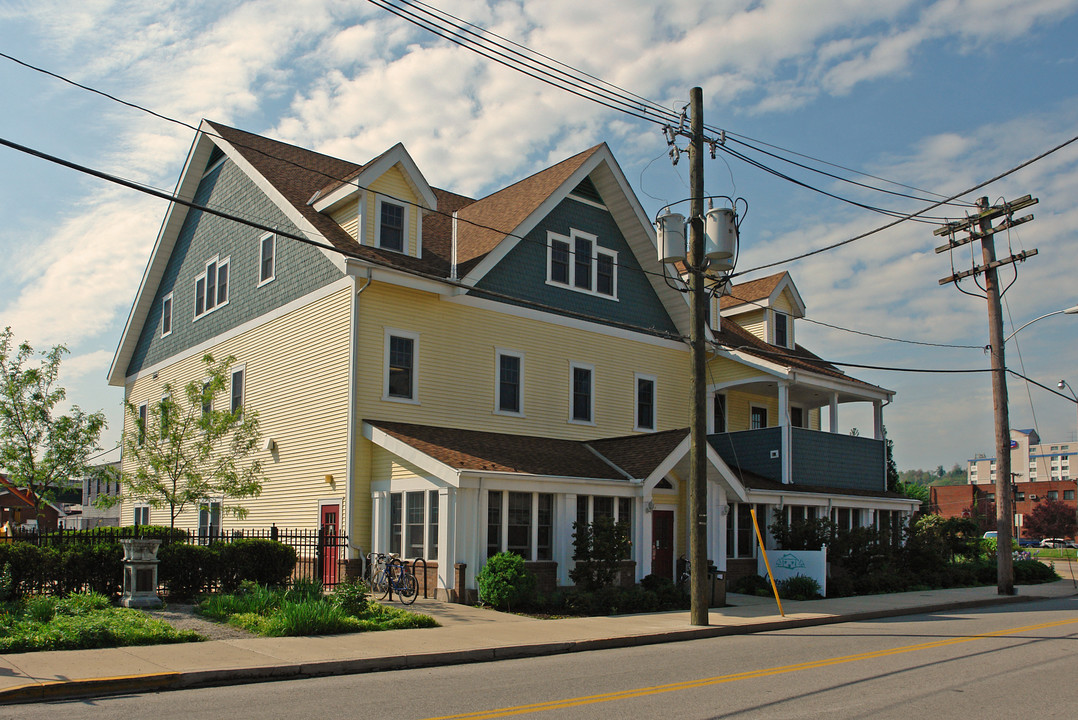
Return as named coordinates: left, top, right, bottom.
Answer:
left=120, top=538, right=163, bottom=608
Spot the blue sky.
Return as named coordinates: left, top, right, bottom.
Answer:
left=1, top=0, right=1076, bottom=472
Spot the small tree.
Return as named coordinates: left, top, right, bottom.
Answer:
left=1023, top=499, right=1078, bottom=540
left=108, top=354, right=264, bottom=528
left=570, top=517, right=631, bottom=591
left=0, top=328, right=106, bottom=524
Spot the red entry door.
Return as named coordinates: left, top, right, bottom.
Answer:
left=652, top=510, right=674, bottom=580
left=320, top=504, right=340, bottom=586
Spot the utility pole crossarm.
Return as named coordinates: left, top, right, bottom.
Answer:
left=938, top=249, right=1039, bottom=285
left=934, top=214, right=1034, bottom=253
left=932, top=195, right=1038, bottom=237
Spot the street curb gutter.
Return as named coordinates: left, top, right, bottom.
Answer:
left=0, top=592, right=1062, bottom=706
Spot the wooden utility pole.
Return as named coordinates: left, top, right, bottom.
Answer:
left=935, top=195, right=1038, bottom=595
left=687, top=87, right=709, bottom=625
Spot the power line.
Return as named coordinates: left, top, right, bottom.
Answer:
left=732, top=130, right=1078, bottom=278
left=0, top=134, right=688, bottom=344
left=713, top=340, right=993, bottom=374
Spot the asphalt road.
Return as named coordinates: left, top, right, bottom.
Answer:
left=9, top=596, right=1077, bottom=720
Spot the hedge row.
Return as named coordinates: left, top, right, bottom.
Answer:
left=0, top=534, right=297, bottom=600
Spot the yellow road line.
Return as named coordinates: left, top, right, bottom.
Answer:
left=423, top=617, right=1078, bottom=720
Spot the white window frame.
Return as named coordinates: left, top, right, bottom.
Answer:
left=133, top=505, right=150, bottom=527
left=773, top=311, right=790, bottom=348
left=569, top=361, right=595, bottom=425
left=193, top=254, right=230, bottom=320
left=229, top=365, right=245, bottom=414
left=197, top=498, right=222, bottom=543
left=634, top=373, right=657, bottom=432
left=258, top=232, right=276, bottom=286
left=375, top=196, right=409, bottom=254
left=161, top=292, right=173, bottom=338
left=494, top=348, right=525, bottom=417
left=545, top=229, right=618, bottom=300
left=383, top=328, right=420, bottom=404
left=136, top=402, right=148, bottom=446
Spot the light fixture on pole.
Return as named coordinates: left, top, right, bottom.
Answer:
left=1004, top=304, right=1078, bottom=343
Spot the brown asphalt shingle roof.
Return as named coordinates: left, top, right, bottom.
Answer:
left=719, top=271, right=788, bottom=311
left=453, top=145, right=603, bottom=276
left=367, top=421, right=685, bottom=481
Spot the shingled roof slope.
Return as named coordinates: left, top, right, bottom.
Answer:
left=587, top=428, right=688, bottom=479
left=367, top=421, right=626, bottom=479
left=454, top=145, right=603, bottom=277
left=719, top=271, right=788, bottom=311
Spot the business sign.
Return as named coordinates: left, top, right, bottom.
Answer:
left=759, top=548, right=827, bottom=596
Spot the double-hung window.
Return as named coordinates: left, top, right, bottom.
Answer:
left=546, top=229, right=618, bottom=299
left=384, top=329, right=419, bottom=402
left=486, top=490, right=554, bottom=561
left=378, top=199, right=406, bottom=253
left=259, top=233, right=276, bottom=285
left=198, top=500, right=221, bottom=543
left=161, top=293, right=173, bottom=337
left=635, top=374, right=656, bottom=431
left=751, top=405, right=768, bottom=430
left=570, top=362, right=594, bottom=424
left=230, top=367, right=244, bottom=414
left=774, top=311, right=788, bottom=347
left=495, top=350, right=523, bottom=415
left=133, top=505, right=150, bottom=527
left=194, top=255, right=230, bottom=319
left=137, top=402, right=148, bottom=446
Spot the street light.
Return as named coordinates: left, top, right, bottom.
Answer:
left=1004, top=304, right=1078, bottom=343
left=1059, top=380, right=1078, bottom=444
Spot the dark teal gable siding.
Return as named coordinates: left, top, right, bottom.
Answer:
left=125, top=158, right=344, bottom=377
left=471, top=197, right=678, bottom=336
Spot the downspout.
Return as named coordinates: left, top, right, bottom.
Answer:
left=451, top=211, right=459, bottom=282
left=345, top=270, right=372, bottom=563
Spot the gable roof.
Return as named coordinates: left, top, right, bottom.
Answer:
left=720, top=271, right=805, bottom=318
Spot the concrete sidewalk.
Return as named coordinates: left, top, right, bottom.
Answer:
left=2, top=580, right=1075, bottom=705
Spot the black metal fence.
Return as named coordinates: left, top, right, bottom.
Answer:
left=1, top=525, right=352, bottom=591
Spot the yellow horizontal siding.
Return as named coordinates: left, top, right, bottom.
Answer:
left=773, top=290, right=794, bottom=314
left=121, top=287, right=352, bottom=533
left=331, top=198, right=360, bottom=241
left=355, top=283, right=690, bottom=441
left=734, top=309, right=766, bottom=340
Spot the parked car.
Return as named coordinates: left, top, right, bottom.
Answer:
left=983, top=532, right=997, bottom=539
left=1018, top=538, right=1041, bottom=548
left=1039, top=538, right=1071, bottom=548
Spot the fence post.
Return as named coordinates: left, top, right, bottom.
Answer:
left=315, top=527, right=325, bottom=585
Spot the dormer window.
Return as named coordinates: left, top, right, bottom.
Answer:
left=774, top=312, right=788, bottom=347
left=377, top=198, right=407, bottom=253
left=547, top=229, right=618, bottom=299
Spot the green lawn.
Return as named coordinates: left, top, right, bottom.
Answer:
left=0, top=592, right=202, bottom=653
left=1028, top=547, right=1077, bottom=561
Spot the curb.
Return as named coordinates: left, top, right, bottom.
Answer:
left=0, top=591, right=1068, bottom=706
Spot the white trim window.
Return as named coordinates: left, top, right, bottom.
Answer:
left=258, top=232, right=276, bottom=286
left=161, top=293, right=173, bottom=337
left=230, top=366, right=245, bottom=414
left=384, top=329, right=419, bottom=402
left=198, top=500, right=222, bottom=543
left=388, top=490, right=439, bottom=559
left=569, top=362, right=595, bottom=424
left=546, top=229, right=618, bottom=299
left=133, top=505, right=150, bottom=527
left=194, top=255, right=230, bottom=319
left=136, top=402, right=148, bottom=446
left=634, top=373, right=656, bottom=432
left=486, top=490, right=554, bottom=561
left=750, top=405, right=768, bottom=430
left=376, top=197, right=409, bottom=253
left=495, top=349, right=524, bottom=416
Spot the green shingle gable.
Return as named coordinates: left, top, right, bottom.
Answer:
left=125, top=158, right=344, bottom=376
left=471, top=196, right=678, bottom=336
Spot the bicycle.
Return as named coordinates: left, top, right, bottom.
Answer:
left=365, top=552, right=418, bottom=605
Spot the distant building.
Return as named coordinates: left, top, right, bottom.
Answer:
left=64, top=448, right=122, bottom=529
left=0, top=473, right=64, bottom=531
left=929, top=429, right=1078, bottom=538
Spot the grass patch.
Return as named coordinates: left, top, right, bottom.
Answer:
left=0, top=591, right=203, bottom=653
left=196, top=580, right=438, bottom=637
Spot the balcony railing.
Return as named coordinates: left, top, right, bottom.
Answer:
left=709, top=426, right=885, bottom=492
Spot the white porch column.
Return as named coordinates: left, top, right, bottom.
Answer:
left=779, top=382, right=792, bottom=484
left=829, top=393, right=839, bottom=433
left=636, top=496, right=650, bottom=579
left=370, top=491, right=388, bottom=553
left=557, top=493, right=577, bottom=586
left=706, top=483, right=722, bottom=565
left=873, top=400, right=884, bottom=440
left=716, top=487, right=728, bottom=571
left=437, top=488, right=456, bottom=596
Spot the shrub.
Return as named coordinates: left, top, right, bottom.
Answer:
left=776, top=574, right=821, bottom=600
left=731, top=574, right=771, bottom=596
left=333, top=578, right=372, bottom=616
left=1013, top=559, right=1060, bottom=584
left=158, top=543, right=218, bottom=598
left=477, top=552, right=536, bottom=610
left=0, top=562, right=12, bottom=603
left=218, top=539, right=296, bottom=591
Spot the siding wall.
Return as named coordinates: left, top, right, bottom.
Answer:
left=121, top=285, right=353, bottom=532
